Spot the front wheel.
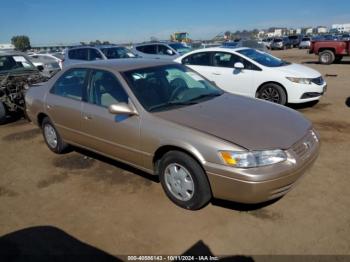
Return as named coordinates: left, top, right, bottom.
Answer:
left=257, top=83, right=287, bottom=105
left=158, top=151, right=212, bottom=210
left=42, top=117, right=69, bottom=154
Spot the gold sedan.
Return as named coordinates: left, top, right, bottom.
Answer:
left=25, top=59, right=320, bottom=210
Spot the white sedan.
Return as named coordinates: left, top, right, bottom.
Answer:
left=174, top=47, right=326, bottom=105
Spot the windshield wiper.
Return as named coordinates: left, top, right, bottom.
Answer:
left=187, top=92, right=222, bottom=102
left=149, top=100, right=198, bottom=112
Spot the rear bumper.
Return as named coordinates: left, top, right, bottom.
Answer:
left=204, top=131, right=320, bottom=204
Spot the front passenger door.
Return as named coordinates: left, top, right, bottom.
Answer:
left=81, top=69, right=142, bottom=166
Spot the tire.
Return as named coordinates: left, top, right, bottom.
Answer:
left=41, top=117, right=69, bottom=154
left=158, top=151, right=211, bottom=210
left=319, top=50, right=335, bottom=64
left=334, top=55, right=343, bottom=63
left=0, top=102, right=8, bottom=124
left=257, top=83, right=287, bottom=105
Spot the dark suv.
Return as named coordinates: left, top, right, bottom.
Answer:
left=288, top=35, right=302, bottom=48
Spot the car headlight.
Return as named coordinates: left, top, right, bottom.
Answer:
left=286, top=77, right=312, bottom=84
left=219, top=149, right=287, bottom=168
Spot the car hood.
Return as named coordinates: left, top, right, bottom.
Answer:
left=154, top=94, right=311, bottom=150
left=273, top=63, right=321, bottom=78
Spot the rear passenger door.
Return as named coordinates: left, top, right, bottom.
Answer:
left=45, top=68, right=88, bottom=144
left=81, top=69, right=142, bottom=166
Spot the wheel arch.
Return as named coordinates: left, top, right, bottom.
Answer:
left=255, top=81, right=288, bottom=103
left=37, top=112, right=49, bottom=128
left=152, top=145, right=205, bottom=176
left=318, top=48, right=336, bottom=54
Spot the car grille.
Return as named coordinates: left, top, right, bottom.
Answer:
left=311, top=76, right=324, bottom=85
left=291, top=130, right=318, bottom=159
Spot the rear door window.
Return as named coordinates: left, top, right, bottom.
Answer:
left=136, top=45, right=157, bottom=54
left=51, top=69, right=88, bottom=100
left=182, top=52, right=211, bottom=66
left=68, top=49, right=88, bottom=60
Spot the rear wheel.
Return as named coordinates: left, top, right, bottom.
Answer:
left=42, top=117, right=69, bottom=154
left=158, top=151, right=211, bottom=210
left=257, top=83, right=287, bottom=105
left=0, top=102, right=8, bottom=124
left=319, top=50, right=335, bottom=64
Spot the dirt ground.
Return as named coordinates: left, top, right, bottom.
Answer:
left=0, top=49, right=349, bottom=258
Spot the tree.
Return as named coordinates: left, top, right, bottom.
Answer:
left=11, top=35, right=31, bottom=51
left=89, top=40, right=102, bottom=45
left=102, top=41, right=110, bottom=45
left=80, top=41, right=87, bottom=45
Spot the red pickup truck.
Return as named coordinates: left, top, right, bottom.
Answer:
left=309, top=40, right=350, bottom=64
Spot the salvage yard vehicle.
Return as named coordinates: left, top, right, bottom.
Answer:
left=299, top=37, right=311, bottom=49
left=309, top=39, right=350, bottom=64
left=175, top=47, right=326, bottom=105
left=132, top=42, right=191, bottom=60
left=0, top=51, right=48, bottom=124
left=25, top=59, right=320, bottom=210
left=63, top=45, right=137, bottom=67
left=270, top=37, right=292, bottom=50
left=29, top=54, right=61, bottom=77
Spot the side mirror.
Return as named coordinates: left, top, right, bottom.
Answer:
left=234, top=62, right=244, bottom=70
left=36, top=65, right=44, bottom=71
left=166, top=49, right=174, bottom=56
left=108, top=103, right=137, bottom=115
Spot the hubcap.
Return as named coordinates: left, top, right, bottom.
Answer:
left=44, top=124, right=58, bottom=148
left=164, top=163, right=194, bottom=201
left=260, top=87, right=281, bottom=103
left=321, top=53, right=330, bottom=63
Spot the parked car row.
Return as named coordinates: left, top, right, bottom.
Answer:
left=1, top=42, right=326, bottom=209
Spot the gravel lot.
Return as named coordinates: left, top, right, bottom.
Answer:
left=0, top=49, right=349, bottom=257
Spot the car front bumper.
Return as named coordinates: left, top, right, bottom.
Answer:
left=204, top=130, right=320, bottom=204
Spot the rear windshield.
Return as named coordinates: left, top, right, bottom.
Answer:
left=302, top=38, right=311, bottom=41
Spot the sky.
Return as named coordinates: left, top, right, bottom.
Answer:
left=0, top=0, right=349, bottom=45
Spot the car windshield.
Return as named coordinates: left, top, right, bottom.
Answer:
left=100, top=47, right=137, bottom=59
left=0, top=55, right=37, bottom=72
left=274, top=39, right=282, bottom=42
left=123, top=64, right=223, bottom=112
left=237, top=48, right=290, bottom=67
left=302, top=38, right=310, bottom=41
left=168, top=43, right=192, bottom=54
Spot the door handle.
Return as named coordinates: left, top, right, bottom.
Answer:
left=212, top=72, right=221, bottom=75
left=83, top=114, right=92, bottom=120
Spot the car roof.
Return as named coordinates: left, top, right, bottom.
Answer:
left=66, top=58, right=176, bottom=72
left=0, top=51, right=28, bottom=56
left=68, top=45, right=124, bottom=50
left=187, top=47, right=251, bottom=53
